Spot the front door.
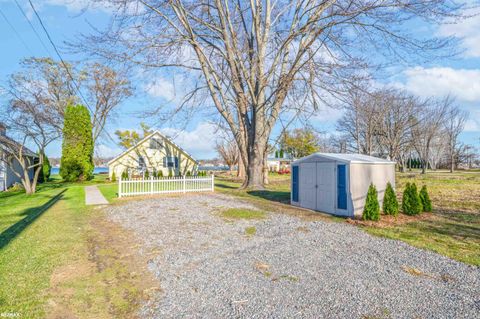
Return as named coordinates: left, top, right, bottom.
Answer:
left=299, top=163, right=316, bottom=210
left=316, top=162, right=335, bottom=213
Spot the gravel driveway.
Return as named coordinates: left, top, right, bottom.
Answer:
left=106, top=193, right=480, bottom=319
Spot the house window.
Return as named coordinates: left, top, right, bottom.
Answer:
left=138, top=156, right=146, bottom=169
left=163, top=156, right=178, bottom=168
left=150, top=138, right=163, bottom=150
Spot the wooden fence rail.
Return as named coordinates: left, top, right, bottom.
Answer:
left=118, top=175, right=214, bottom=198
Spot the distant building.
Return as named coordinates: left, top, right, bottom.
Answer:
left=0, top=123, right=38, bottom=191
left=267, top=151, right=294, bottom=172
left=108, top=131, right=198, bottom=178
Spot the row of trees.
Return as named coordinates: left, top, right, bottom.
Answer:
left=336, top=89, right=472, bottom=173
left=0, top=58, right=131, bottom=193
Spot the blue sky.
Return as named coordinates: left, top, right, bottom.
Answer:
left=1, top=0, right=479, bottom=160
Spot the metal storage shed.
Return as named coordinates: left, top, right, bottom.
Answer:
left=291, top=153, right=396, bottom=217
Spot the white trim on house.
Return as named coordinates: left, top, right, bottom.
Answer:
left=108, top=130, right=199, bottom=166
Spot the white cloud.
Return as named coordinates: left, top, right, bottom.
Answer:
left=144, top=78, right=176, bottom=101
left=397, top=66, right=480, bottom=102
left=438, top=8, right=480, bottom=58
left=161, top=122, right=218, bottom=159
left=464, top=109, right=480, bottom=132
left=96, top=143, right=122, bottom=158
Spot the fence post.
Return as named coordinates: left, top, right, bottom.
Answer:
left=183, top=175, right=186, bottom=193
left=211, top=174, right=214, bottom=192
left=118, top=175, right=122, bottom=198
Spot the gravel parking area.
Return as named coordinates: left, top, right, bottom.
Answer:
left=106, top=193, right=480, bottom=318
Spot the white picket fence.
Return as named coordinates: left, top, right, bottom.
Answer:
left=118, top=175, right=214, bottom=198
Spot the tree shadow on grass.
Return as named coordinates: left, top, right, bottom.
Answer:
left=0, top=189, right=66, bottom=250
left=247, top=190, right=291, bottom=204
left=215, top=183, right=238, bottom=190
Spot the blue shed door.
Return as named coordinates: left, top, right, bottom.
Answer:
left=337, top=164, right=347, bottom=210
left=292, top=166, right=299, bottom=202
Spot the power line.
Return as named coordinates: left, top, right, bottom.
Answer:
left=27, top=0, right=93, bottom=114
left=27, top=0, right=118, bottom=146
left=0, top=7, right=34, bottom=55
left=13, top=0, right=54, bottom=57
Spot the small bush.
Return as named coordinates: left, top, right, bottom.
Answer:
left=144, top=170, right=150, bottom=179
left=158, top=170, right=163, bottom=178
left=168, top=170, right=173, bottom=178
left=111, top=171, right=116, bottom=182
left=363, top=183, right=380, bottom=221
left=121, top=170, right=128, bottom=179
left=402, top=182, right=422, bottom=215
left=382, top=182, right=399, bottom=216
left=419, top=185, right=432, bottom=212
left=186, top=170, right=191, bottom=176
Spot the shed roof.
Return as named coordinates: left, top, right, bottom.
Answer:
left=292, top=153, right=395, bottom=165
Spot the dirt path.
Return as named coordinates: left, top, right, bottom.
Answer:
left=46, top=209, right=159, bottom=319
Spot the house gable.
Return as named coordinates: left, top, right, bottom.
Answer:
left=108, top=131, right=198, bottom=166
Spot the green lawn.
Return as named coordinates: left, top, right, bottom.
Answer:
left=363, top=170, right=480, bottom=265
left=0, top=174, right=149, bottom=318
left=216, top=170, right=480, bottom=266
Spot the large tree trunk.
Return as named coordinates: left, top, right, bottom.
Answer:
left=237, top=153, right=245, bottom=179
left=450, top=152, right=454, bottom=173
left=244, top=138, right=267, bottom=189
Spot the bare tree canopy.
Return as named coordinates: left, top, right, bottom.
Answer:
left=1, top=73, right=63, bottom=194
left=80, top=0, right=468, bottom=188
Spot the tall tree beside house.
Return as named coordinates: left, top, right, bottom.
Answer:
left=280, top=128, right=320, bottom=158
left=60, top=104, right=94, bottom=181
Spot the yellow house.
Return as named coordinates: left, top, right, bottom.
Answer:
left=108, top=131, right=198, bottom=179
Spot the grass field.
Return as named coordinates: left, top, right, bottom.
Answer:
left=0, top=174, right=154, bottom=318
left=216, top=170, right=480, bottom=266
left=0, top=169, right=478, bottom=317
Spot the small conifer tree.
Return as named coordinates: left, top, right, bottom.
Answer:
left=144, top=170, right=150, bottom=179
left=363, top=183, right=380, bottom=221
left=382, top=182, right=398, bottom=216
left=402, top=182, right=422, bottom=215
left=111, top=171, right=116, bottom=182
left=419, top=185, right=432, bottom=212
left=168, top=170, right=173, bottom=178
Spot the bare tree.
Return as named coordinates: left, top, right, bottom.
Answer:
left=216, top=136, right=239, bottom=175
left=85, top=63, right=133, bottom=143
left=375, top=90, right=420, bottom=167
left=337, top=89, right=382, bottom=155
left=411, top=97, right=450, bottom=174
left=1, top=74, right=62, bottom=194
left=80, top=0, right=465, bottom=188
left=443, top=104, right=467, bottom=172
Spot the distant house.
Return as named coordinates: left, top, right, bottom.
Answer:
left=267, top=151, right=294, bottom=172
left=0, top=123, right=38, bottom=191
left=108, top=131, right=199, bottom=179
